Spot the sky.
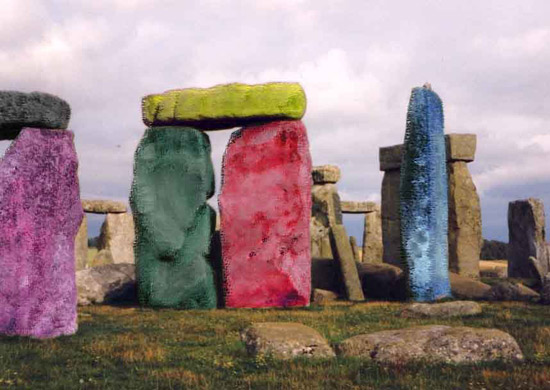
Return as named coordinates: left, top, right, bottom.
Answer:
left=1, top=0, right=549, bottom=243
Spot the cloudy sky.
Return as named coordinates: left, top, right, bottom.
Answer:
left=1, top=0, right=549, bottom=242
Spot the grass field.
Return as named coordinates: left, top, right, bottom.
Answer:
left=0, top=301, right=549, bottom=389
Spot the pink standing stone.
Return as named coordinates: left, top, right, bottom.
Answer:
left=0, top=128, right=83, bottom=338
left=219, top=120, right=312, bottom=308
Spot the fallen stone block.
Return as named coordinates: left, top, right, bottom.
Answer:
left=219, top=120, right=312, bottom=308
left=142, top=82, right=306, bottom=129
left=401, top=301, right=482, bottom=318
left=76, top=264, right=136, bottom=305
left=449, top=272, right=491, bottom=300
left=356, top=262, right=406, bottom=300
left=311, top=289, right=339, bottom=305
left=0, top=128, right=82, bottom=338
left=484, top=280, right=540, bottom=302
left=241, top=322, right=335, bottom=359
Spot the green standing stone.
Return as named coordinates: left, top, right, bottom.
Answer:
left=130, top=127, right=217, bottom=309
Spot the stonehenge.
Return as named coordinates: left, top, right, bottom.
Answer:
left=340, top=200, right=383, bottom=263
left=0, top=91, right=81, bottom=338
left=380, top=133, right=482, bottom=279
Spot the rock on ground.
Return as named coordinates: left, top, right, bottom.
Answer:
left=336, top=325, right=523, bottom=364
left=484, top=280, right=540, bottom=302
left=401, top=301, right=482, bottom=318
left=0, top=128, right=82, bottom=338
left=76, top=264, right=136, bottom=305
left=241, top=322, right=335, bottom=359
left=449, top=272, right=491, bottom=300
left=220, top=120, right=312, bottom=308
left=311, top=289, right=339, bottom=305
left=356, top=262, right=406, bottom=300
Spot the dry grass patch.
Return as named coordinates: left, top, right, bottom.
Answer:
left=84, top=333, right=166, bottom=363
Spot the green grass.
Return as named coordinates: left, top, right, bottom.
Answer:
left=0, top=301, right=549, bottom=389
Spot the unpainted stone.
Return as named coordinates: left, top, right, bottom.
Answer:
left=484, top=280, right=540, bottom=302
left=75, top=214, right=88, bottom=271
left=241, top=322, right=335, bottom=359
left=98, top=213, right=135, bottom=264
left=449, top=272, right=491, bottom=300
left=330, top=225, right=365, bottom=301
left=311, top=183, right=342, bottom=259
left=446, top=134, right=476, bottom=162
left=340, top=201, right=377, bottom=214
left=312, top=165, right=341, bottom=184
left=82, top=199, right=127, bottom=214
left=349, top=236, right=360, bottom=261
left=356, top=262, right=406, bottom=300
left=91, top=249, right=114, bottom=267
left=362, top=205, right=383, bottom=263
left=381, top=170, right=402, bottom=266
left=76, top=263, right=136, bottom=305
left=336, top=325, right=523, bottom=364
left=401, top=301, right=482, bottom=318
left=312, top=289, right=339, bottom=305
left=311, top=258, right=343, bottom=294
left=379, top=144, right=403, bottom=172
left=541, top=274, right=550, bottom=304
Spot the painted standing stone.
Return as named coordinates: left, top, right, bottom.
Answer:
left=130, top=127, right=217, bottom=309
left=0, top=128, right=83, bottom=338
left=400, top=85, right=452, bottom=301
left=219, top=120, right=312, bottom=308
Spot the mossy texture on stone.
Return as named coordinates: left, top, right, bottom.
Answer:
left=0, top=91, right=71, bottom=140
left=142, top=82, right=306, bottom=130
left=130, top=127, right=217, bottom=309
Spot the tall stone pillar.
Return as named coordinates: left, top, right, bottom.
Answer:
left=379, top=134, right=481, bottom=277
left=362, top=204, right=383, bottom=263
left=508, top=198, right=550, bottom=278
left=75, top=215, right=88, bottom=270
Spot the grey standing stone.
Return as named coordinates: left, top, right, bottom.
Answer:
left=362, top=204, right=383, bottom=263
left=330, top=225, right=365, bottom=301
left=74, top=214, right=88, bottom=270
left=311, top=183, right=342, bottom=259
left=381, top=169, right=402, bottom=266
left=508, top=198, right=550, bottom=278
left=349, top=236, right=360, bottom=261
left=98, top=213, right=135, bottom=264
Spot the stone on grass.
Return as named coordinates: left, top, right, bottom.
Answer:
left=0, top=91, right=70, bottom=139
left=312, top=164, right=341, bottom=184
left=76, top=264, right=136, bottom=305
left=401, top=301, right=482, bottom=318
left=0, top=128, right=82, bottom=338
left=311, top=258, right=343, bottom=294
left=336, top=325, right=523, bottom=364
left=312, top=289, right=339, bottom=305
left=142, top=82, right=306, bottom=129
left=130, top=127, right=217, bottom=309
left=484, top=280, right=540, bottom=302
left=81, top=199, right=127, bottom=214
left=356, top=262, right=406, bottom=300
left=449, top=272, right=491, bottom=300
left=330, top=225, right=365, bottom=301
left=98, top=213, right=135, bottom=264
left=241, top=322, right=335, bottom=359
left=220, top=120, right=312, bottom=308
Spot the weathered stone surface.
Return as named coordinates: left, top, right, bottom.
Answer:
left=479, top=260, right=508, bottom=278
left=311, top=183, right=342, bottom=259
left=379, top=144, right=403, bottom=172
left=349, top=236, right=361, bottom=261
left=91, top=249, right=114, bottom=267
left=312, top=165, right=341, bottom=184
left=220, top=120, right=312, bottom=308
left=449, top=272, right=491, bottom=300
left=446, top=134, right=476, bottom=162
left=528, top=256, right=545, bottom=285
left=143, top=82, right=306, bottom=129
left=362, top=204, right=383, bottom=263
left=241, top=322, right=335, bottom=359
left=0, top=128, right=82, bottom=338
left=75, top=214, right=88, bottom=271
left=484, top=280, right=540, bottom=302
left=82, top=200, right=127, bottom=214
left=98, top=213, right=135, bottom=264
left=401, top=301, right=482, bottom=318
left=0, top=91, right=70, bottom=140
left=447, top=162, right=482, bottom=278
left=336, top=325, right=523, bottom=364
left=541, top=274, right=550, bottom=304
left=330, top=225, right=365, bottom=301
left=340, top=201, right=377, bottom=214
left=356, top=262, right=406, bottom=300
left=130, top=127, right=217, bottom=309
left=508, top=198, right=550, bottom=278
left=381, top=170, right=402, bottom=266
left=311, top=258, right=343, bottom=294
left=312, top=289, right=339, bottom=305
left=76, top=264, right=136, bottom=306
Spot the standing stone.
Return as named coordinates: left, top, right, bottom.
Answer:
left=349, top=236, right=360, bottom=261
left=130, top=127, right=217, bottom=309
left=400, top=85, right=451, bottom=301
left=219, top=120, right=312, bottom=308
left=0, top=128, right=82, bottom=338
left=330, top=225, right=365, bottom=301
left=447, top=162, right=482, bottom=278
left=311, top=182, right=342, bottom=259
left=75, top=215, right=88, bottom=271
left=312, top=165, right=341, bottom=184
left=381, top=168, right=402, bottom=266
left=362, top=204, right=383, bottom=263
left=98, top=213, right=135, bottom=264
left=508, top=198, right=550, bottom=278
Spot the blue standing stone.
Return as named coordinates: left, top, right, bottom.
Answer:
left=400, top=84, right=452, bottom=301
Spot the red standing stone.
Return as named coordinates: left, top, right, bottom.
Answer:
left=219, top=120, right=312, bottom=308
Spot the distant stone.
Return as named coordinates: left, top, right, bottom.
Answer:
left=508, top=198, right=550, bottom=278
left=98, top=213, right=135, bottom=264
left=312, top=165, right=341, bottom=184
left=330, top=225, right=365, bottom=301
left=91, top=249, right=114, bottom=267
left=356, top=262, right=406, bottom=300
left=349, top=236, right=361, bottom=261
left=379, top=144, right=403, bottom=171
left=449, top=272, right=491, bottom=300
left=484, top=280, right=540, bottom=302
left=381, top=170, right=402, bottom=266
left=311, top=183, right=342, bottom=259
left=340, top=201, right=377, bottom=214
left=541, top=274, right=550, bottom=304
left=76, top=264, right=136, bottom=305
left=479, top=260, right=508, bottom=278
left=142, top=82, right=306, bottom=130
left=82, top=200, right=127, bottom=214
left=241, top=322, right=335, bottom=359
left=446, top=134, right=476, bottom=162
left=312, top=289, right=339, bottom=305
left=401, top=301, right=482, bottom=318
left=311, top=258, right=343, bottom=294
left=0, top=128, right=82, bottom=338
left=74, top=215, right=88, bottom=271
left=336, top=325, right=523, bottom=364
left=362, top=205, right=383, bottom=263
left=527, top=256, right=545, bottom=285
left=0, top=91, right=71, bottom=139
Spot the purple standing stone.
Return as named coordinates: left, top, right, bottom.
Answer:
left=0, top=128, right=83, bottom=338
